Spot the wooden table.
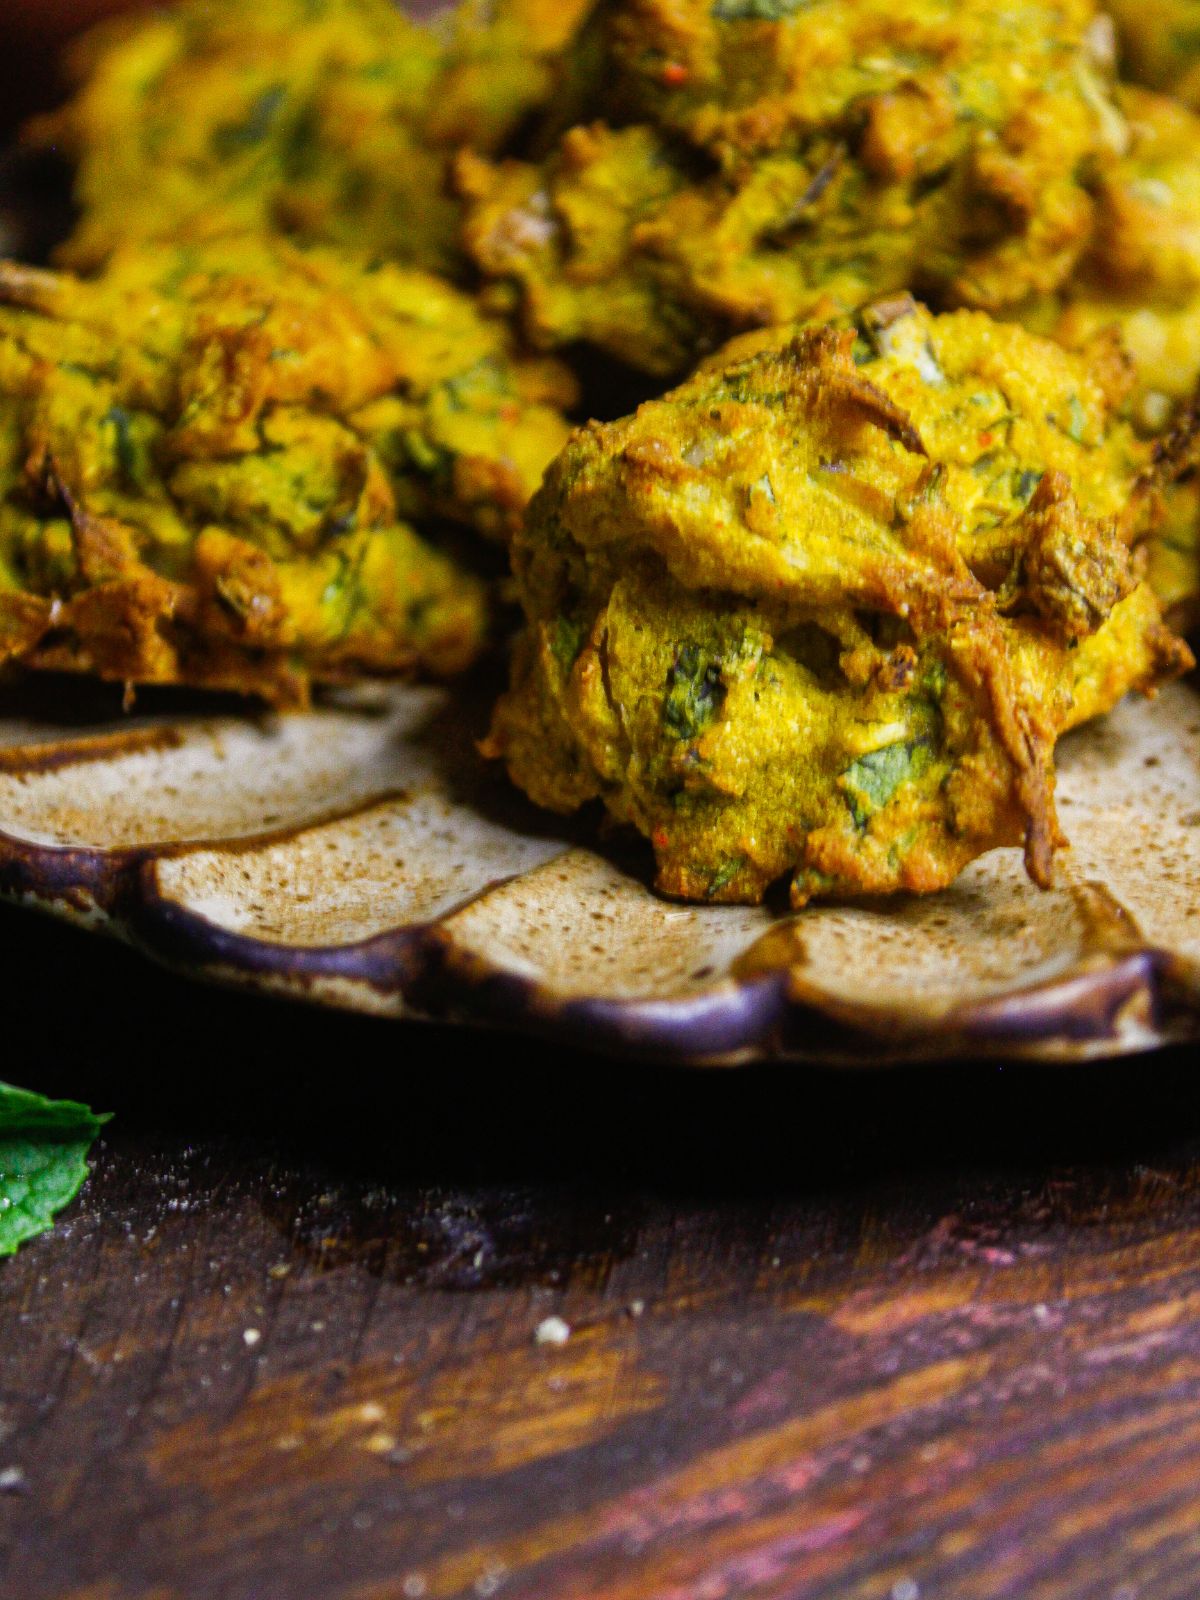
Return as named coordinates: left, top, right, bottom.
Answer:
left=4, top=903, right=1200, bottom=1599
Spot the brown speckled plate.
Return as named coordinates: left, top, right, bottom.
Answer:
left=2, top=672, right=1199, bottom=1063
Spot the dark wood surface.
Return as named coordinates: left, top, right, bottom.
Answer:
left=5, top=904, right=1200, bottom=1598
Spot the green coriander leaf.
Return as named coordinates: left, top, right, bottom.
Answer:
left=664, top=644, right=725, bottom=741
left=103, top=406, right=138, bottom=484
left=706, top=857, right=743, bottom=898
left=0, top=1084, right=109, bottom=1258
left=713, top=0, right=809, bottom=17
left=212, top=85, right=288, bottom=155
left=550, top=615, right=585, bottom=672
left=1064, top=394, right=1090, bottom=445
left=842, top=738, right=932, bottom=829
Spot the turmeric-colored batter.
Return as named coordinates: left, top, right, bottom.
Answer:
left=489, top=300, right=1191, bottom=905
left=0, top=238, right=576, bottom=703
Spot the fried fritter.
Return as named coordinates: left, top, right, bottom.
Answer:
left=90, top=237, right=573, bottom=539
left=31, top=0, right=596, bottom=275
left=1145, top=473, right=1200, bottom=626
left=1016, top=90, right=1200, bottom=621
left=1033, top=90, right=1200, bottom=428
left=462, top=0, right=1126, bottom=376
left=461, top=124, right=709, bottom=377
left=607, top=0, right=1116, bottom=162
left=0, top=238, right=576, bottom=703
left=487, top=300, right=1190, bottom=906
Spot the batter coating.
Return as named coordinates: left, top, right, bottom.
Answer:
left=0, top=239, right=576, bottom=703
left=1105, top=0, right=1200, bottom=106
left=32, top=0, right=597, bottom=275
left=462, top=0, right=1127, bottom=375
left=488, top=300, right=1190, bottom=906
left=1034, top=90, right=1200, bottom=429
left=1018, top=90, right=1200, bottom=623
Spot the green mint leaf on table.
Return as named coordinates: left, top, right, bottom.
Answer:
left=0, top=1083, right=109, bottom=1258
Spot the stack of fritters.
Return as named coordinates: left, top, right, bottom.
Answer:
left=5, top=0, right=1200, bottom=907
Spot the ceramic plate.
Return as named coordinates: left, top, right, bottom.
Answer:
left=2, top=673, right=1199, bottom=1063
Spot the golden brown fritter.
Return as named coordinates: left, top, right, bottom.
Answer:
left=0, top=238, right=576, bottom=704
left=462, top=0, right=1127, bottom=376
left=31, top=0, right=597, bottom=276
left=1033, top=89, right=1200, bottom=429
left=607, top=0, right=1116, bottom=162
left=487, top=300, right=1190, bottom=906
left=1015, top=90, right=1200, bottom=622
left=1140, top=406, right=1200, bottom=629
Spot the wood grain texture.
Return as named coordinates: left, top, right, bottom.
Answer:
left=5, top=907, right=1200, bottom=1599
